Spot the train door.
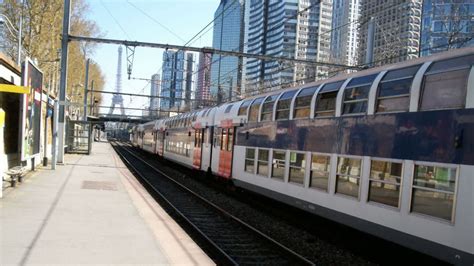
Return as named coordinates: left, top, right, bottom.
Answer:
left=139, top=131, right=144, bottom=149
left=151, top=130, right=158, bottom=154
left=201, top=127, right=212, bottom=171
left=193, top=127, right=203, bottom=169
left=217, top=121, right=235, bottom=179
left=156, top=130, right=165, bottom=156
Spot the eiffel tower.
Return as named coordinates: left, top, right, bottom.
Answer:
left=108, top=46, right=125, bottom=116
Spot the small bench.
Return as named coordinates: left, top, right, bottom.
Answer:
left=5, top=166, right=27, bottom=187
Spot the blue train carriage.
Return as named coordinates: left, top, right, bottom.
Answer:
left=231, top=47, right=473, bottom=264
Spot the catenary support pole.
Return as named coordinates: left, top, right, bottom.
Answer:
left=51, top=100, right=59, bottom=170
left=57, top=0, right=71, bottom=164
left=89, top=80, right=94, bottom=116
left=43, top=85, right=50, bottom=166
left=83, top=58, right=90, bottom=121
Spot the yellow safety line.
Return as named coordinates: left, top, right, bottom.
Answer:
left=0, top=84, right=30, bottom=94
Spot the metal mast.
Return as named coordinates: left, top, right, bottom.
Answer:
left=108, top=46, right=125, bottom=116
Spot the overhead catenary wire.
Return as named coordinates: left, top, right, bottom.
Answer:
left=125, top=0, right=241, bottom=109
left=126, top=0, right=186, bottom=43
left=126, top=1, right=352, bottom=109
left=100, top=1, right=131, bottom=39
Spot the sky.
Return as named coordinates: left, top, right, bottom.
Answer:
left=86, top=0, right=220, bottom=116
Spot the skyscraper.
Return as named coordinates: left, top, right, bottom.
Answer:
left=195, top=51, right=212, bottom=108
left=420, top=0, right=474, bottom=57
left=184, top=53, right=195, bottom=110
left=244, top=0, right=333, bottom=95
left=330, top=0, right=360, bottom=67
left=358, top=0, right=422, bottom=66
left=210, top=0, right=245, bottom=103
left=149, top=73, right=160, bottom=116
left=159, top=50, right=194, bottom=111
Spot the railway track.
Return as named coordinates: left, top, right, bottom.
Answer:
left=111, top=140, right=313, bottom=265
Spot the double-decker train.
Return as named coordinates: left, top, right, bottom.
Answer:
left=131, top=48, right=474, bottom=264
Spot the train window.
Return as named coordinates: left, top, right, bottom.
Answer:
left=376, top=65, right=420, bottom=113
left=336, top=157, right=362, bottom=198
left=276, top=90, right=297, bottom=120
left=271, top=150, right=286, bottom=180
left=411, top=164, right=457, bottom=221
left=202, top=128, right=207, bottom=145
left=310, top=154, right=331, bottom=191
left=198, top=130, right=203, bottom=148
left=257, top=149, right=269, bottom=176
left=214, top=128, right=221, bottom=148
left=225, top=104, right=233, bottom=113
left=227, top=128, right=234, bottom=152
left=260, top=94, right=279, bottom=121
left=420, top=55, right=473, bottom=111
left=294, top=86, right=317, bottom=119
left=342, top=74, right=378, bottom=115
left=368, top=160, right=402, bottom=207
left=220, top=128, right=227, bottom=151
left=245, top=148, right=255, bottom=173
left=194, top=130, right=199, bottom=147
left=238, top=100, right=252, bottom=116
left=248, top=97, right=265, bottom=122
left=315, top=80, right=345, bottom=117
left=289, top=152, right=305, bottom=185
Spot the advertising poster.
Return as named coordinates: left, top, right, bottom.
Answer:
left=21, top=59, right=43, bottom=160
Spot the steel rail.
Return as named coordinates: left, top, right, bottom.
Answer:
left=111, top=140, right=314, bottom=265
left=110, top=141, right=237, bottom=265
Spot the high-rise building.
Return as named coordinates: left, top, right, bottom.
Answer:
left=195, top=51, right=212, bottom=108
left=244, top=0, right=333, bottom=95
left=330, top=0, right=360, bottom=67
left=149, top=74, right=160, bottom=116
left=210, top=0, right=245, bottom=103
left=184, top=52, right=195, bottom=110
left=159, top=50, right=194, bottom=111
left=420, top=0, right=474, bottom=57
left=358, top=0, right=422, bottom=66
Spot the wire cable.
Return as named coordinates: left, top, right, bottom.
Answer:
left=126, top=0, right=186, bottom=43
left=100, top=0, right=131, bottom=39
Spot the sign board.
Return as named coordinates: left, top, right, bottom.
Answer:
left=20, top=59, right=43, bottom=160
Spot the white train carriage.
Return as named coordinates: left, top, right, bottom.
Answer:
left=141, top=121, right=157, bottom=154
left=209, top=103, right=243, bottom=179
left=130, top=125, right=140, bottom=147
left=161, top=111, right=198, bottom=168
left=132, top=124, right=144, bottom=148
left=191, top=107, right=217, bottom=172
left=154, top=118, right=166, bottom=156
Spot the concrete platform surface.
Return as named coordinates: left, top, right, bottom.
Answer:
left=0, top=142, right=214, bottom=265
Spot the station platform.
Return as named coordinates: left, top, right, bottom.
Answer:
left=1, top=142, right=214, bottom=265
